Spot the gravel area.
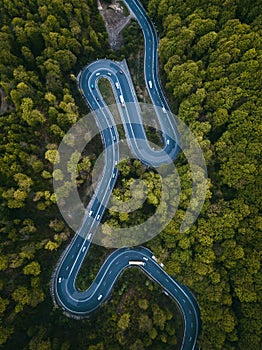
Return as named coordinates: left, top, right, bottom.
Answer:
left=98, top=0, right=134, bottom=49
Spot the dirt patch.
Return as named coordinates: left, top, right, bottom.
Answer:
left=0, top=87, right=15, bottom=114
left=98, top=0, right=134, bottom=50
left=0, top=88, right=7, bottom=114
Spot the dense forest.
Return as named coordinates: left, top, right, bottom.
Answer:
left=0, top=0, right=261, bottom=349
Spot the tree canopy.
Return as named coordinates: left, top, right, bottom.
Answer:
left=0, top=0, right=261, bottom=349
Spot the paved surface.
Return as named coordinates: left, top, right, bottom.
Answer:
left=51, top=1, right=201, bottom=349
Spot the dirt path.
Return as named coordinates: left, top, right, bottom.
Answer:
left=98, top=0, right=134, bottom=49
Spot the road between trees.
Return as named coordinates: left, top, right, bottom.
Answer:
left=51, top=1, right=201, bottom=349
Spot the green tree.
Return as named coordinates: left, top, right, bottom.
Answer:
left=23, top=262, right=41, bottom=276
left=117, top=313, right=130, bottom=331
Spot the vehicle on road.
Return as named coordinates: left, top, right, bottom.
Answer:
left=91, top=84, right=94, bottom=89
left=111, top=127, right=117, bottom=141
left=119, top=69, right=123, bottom=74
left=148, top=80, right=152, bottom=88
left=96, top=214, right=100, bottom=221
left=88, top=210, right=93, bottom=217
left=95, top=72, right=100, bottom=76
left=115, top=82, right=120, bottom=89
left=129, top=261, right=145, bottom=266
left=58, top=277, right=62, bottom=283
left=143, top=257, right=148, bottom=261
left=119, top=95, right=125, bottom=107
left=97, top=294, right=102, bottom=300
left=107, top=72, right=111, bottom=76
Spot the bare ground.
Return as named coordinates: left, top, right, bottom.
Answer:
left=98, top=0, right=134, bottom=50
left=0, top=88, right=7, bottom=114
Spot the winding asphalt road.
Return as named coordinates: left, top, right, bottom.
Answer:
left=51, top=1, right=201, bottom=349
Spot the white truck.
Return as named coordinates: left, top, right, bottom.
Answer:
left=129, top=261, right=145, bottom=266
left=148, top=80, right=153, bottom=88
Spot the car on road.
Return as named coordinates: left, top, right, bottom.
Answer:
left=82, top=246, right=86, bottom=253
left=87, top=233, right=92, bottom=240
left=58, top=277, right=62, bottom=283
left=96, top=214, right=101, bottom=221
left=97, top=294, right=103, bottom=300
left=119, top=95, right=125, bottom=107
left=115, top=82, right=120, bottom=89
left=95, top=72, right=100, bottom=76
left=107, top=72, right=111, bottom=76
left=119, top=69, right=123, bottom=74
left=166, top=139, right=170, bottom=145
left=143, top=257, right=148, bottom=261
left=91, top=84, right=94, bottom=89
left=96, top=97, right=99, bottom=101
left=88, top=210, right=93, bottom=217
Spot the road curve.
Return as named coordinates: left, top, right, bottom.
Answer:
left=51, top=1, right=201, bottom=349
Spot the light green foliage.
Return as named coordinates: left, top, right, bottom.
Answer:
left=117, top=313, right=130, bottom=330
left=45, top=149, right=59, bottom=164
left=138, top=298, right=149, bottom=310
left=23, top=261, right=41, bottom=276
left=154, top=1, right=262, bottom=349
